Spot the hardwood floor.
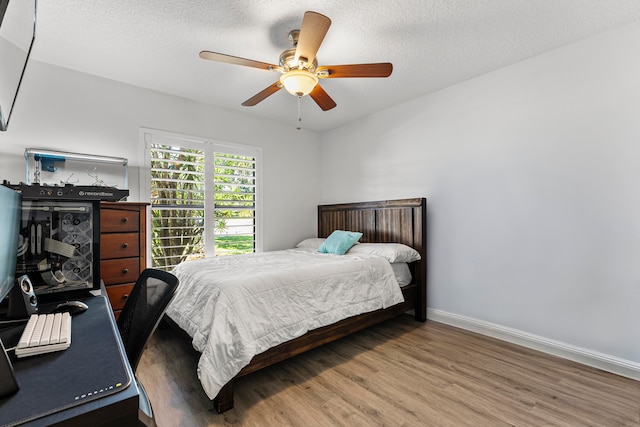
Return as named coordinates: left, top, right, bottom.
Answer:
left=137, top=315, right=640, bottom=426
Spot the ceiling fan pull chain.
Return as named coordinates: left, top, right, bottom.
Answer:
left=297, top=95, right=302, bottom=130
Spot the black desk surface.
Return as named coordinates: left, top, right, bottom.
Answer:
left=0, top=295, right=139, bottom=427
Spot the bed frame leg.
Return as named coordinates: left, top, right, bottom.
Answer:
left=415, top=284, right=426, bottom=322
left=415, top=259, right=427, bottom=322
left=213, top=381, right=235, bottom=413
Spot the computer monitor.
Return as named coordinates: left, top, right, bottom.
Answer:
left=0, top=185, right=21, bottom=303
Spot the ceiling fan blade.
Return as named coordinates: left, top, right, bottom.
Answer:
left=199, top=51, right=276, bottom=71
left=309, top=84, right=337, bottom=111
left=317, top=63, right=393, bottom=78
left=241, top=82, right=282, bottom=106
left=294, top=11, right=331, bottom=66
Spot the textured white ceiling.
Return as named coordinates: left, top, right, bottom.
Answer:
left=32, top=0, right=640, bottom=131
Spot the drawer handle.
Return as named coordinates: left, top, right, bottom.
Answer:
left=122, top=268, right=129, bottom=274
left=121, top=242, right=129, bottom=248
left=121, top=217, right=128, bottom=223
left=121, top=294, right=129, bottom=300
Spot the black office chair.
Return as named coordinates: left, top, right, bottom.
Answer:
left=117, top=268, right=179, bottom=427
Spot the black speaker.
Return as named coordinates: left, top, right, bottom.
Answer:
left=7, top=275, right=39, bottom=319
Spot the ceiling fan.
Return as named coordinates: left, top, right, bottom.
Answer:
left=199, top=11, right=393, bottom=112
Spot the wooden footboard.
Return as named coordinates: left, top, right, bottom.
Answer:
left=168, top=198, right=427, bottom=413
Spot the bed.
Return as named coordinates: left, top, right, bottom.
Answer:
left=164, top=197, right=427, bottom=413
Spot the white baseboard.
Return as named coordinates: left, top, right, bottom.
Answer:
left=427, top=308, right=640, bottom=381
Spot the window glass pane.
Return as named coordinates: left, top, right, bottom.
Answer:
left=213, top=152, right=256, bottom=256
left=150, top=144, right=205, bottom=270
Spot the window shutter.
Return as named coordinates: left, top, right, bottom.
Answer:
left=213, top=152, right=256, bottom=255
left=147, top=135, right=259, bottom=271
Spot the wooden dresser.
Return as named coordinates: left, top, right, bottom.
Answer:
left=99, top=202, right=149, bottom=319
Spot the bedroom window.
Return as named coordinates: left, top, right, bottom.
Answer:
left=143, top=130, right=261, bottom=271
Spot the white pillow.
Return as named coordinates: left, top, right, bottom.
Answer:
left=347, top=243, right=421, bottom=263
left=295, top=237, right=326, bottom=250
left=391, top=262, right=412, bottom=286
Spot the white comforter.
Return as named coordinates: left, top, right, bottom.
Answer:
left=165, top=248, right=404, bottom=399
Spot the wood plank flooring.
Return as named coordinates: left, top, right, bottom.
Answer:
left=137, top=315, right=640, bottom=426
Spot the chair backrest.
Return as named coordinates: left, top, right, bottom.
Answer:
left=117, top=268, right=179, bottom=372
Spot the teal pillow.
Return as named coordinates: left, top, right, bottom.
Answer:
left=318, top=230, right=363, bottom=255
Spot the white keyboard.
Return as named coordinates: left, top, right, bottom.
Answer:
left=15, top=312, right=72, bottom=358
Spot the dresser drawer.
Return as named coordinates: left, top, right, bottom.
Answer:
left=101, top=233, right=140, bottom=259
left=105, top=283, right=135, bottom=311
left=100, top=258, right=140, bottom=285
left=100, top=209, right=140, bottom=233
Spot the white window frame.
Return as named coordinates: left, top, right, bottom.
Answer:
left=139, top=128, right=263, bottom=266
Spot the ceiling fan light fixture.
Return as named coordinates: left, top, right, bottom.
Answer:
left=279, top=69, right=318, bottom=97
left=200, top=11, right=391, bottom=112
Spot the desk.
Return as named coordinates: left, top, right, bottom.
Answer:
left=0, top=295, right=139, bottom=426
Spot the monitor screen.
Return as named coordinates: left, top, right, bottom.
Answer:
left=0, top=185, right=20, bottom=303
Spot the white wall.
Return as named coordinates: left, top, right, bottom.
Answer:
left=320, top=22, right=640, bottom=368
left=0, top=61, right=322, bottom=251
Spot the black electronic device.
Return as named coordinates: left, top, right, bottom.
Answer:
left=0, top=184, right=21, bottom=305
left=0, top=338, right=19, bottom=398
left=7, top=274, right=38, bottom=318
left=15, top=199, right=100, bottom=299
left=0, top=0, right=37, bottom=132
left=0, top=185, right=22, bottom=397
left=2, top=181, right=129, bottom=202
left=0, top=182, right=123, bottom=301
left=52, top=300, right=88, bottom=315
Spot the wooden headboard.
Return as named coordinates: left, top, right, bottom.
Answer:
left=318, top=197, right=427, bottom=321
